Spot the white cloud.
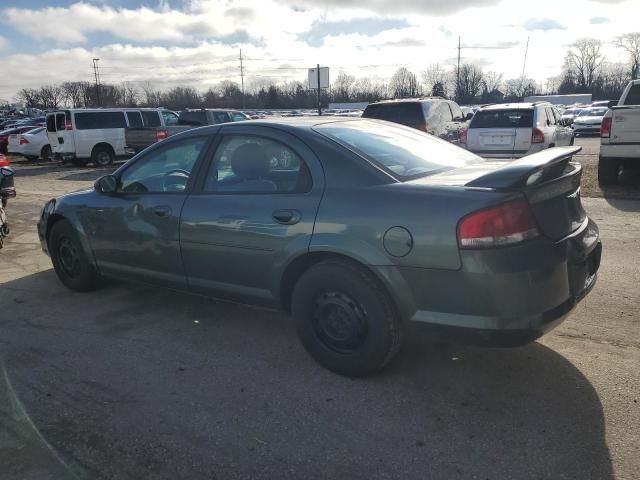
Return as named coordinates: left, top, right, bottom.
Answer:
left=0, top=36, right=8, bottom=50
left=0, top=0, right=637, bottom=100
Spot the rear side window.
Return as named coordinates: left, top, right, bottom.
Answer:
left=141, top=111, right=161, bottom=127
left=470, top=110, right=534, bottom=128
left=75, top=112, right=127, bottom=130
left=623, top=84, right=640, bottom=105
left=55, top=113, right=66, bottom=131
left=126, top=111, right=143, bottom=128
left=362, top=103, right=424, bottom=127
left=178, top=111, right=207, bottom=126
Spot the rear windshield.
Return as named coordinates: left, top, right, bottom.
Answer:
left=75, top=111, right=127, bottom=130
left=46, top=114, right=56, bottom=132
left=314, top=120, right=481, bottom=180
left=470, top=109, right=534, bottom=128
left=624, top=84, right=640, bottom=105
left=362, top=103, right=424, bottom=127
left=578, top=108, right=608, bottom=117
left=179, top=111, right=207, bottom=126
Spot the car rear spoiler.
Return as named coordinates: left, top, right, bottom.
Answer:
left=465, top=146, right=582, bottom=190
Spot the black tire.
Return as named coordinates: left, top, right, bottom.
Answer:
left=40, top=144, right=51, bottom=162
left=49, top=220, right=101, bottom=292
left=26, top=155, right=38, bottom=161
left=92, top=145, right=115, bottom=167
left=598, top=157, right=620, bottom=186
left=291, top=259, right=403, bottom=377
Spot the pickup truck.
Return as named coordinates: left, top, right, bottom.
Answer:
left=125, top=108, right=250, bottom=154
left=599, top=79, right=640, bottom=185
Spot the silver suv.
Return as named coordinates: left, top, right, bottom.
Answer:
left=463, top=102, right=574, bottom=158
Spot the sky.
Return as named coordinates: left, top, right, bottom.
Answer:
left=0, top=0, right=637, bottom=101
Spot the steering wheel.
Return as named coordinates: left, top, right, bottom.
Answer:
left=163, top=169, right=190, bottom=192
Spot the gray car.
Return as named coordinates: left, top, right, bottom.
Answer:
left=37, top=119, right=601, bottom=376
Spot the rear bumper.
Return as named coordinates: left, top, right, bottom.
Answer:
left=467, top=144, right=544, bottom=159
left=379, top=218, right=601, bottom=346
left=600, top=144, right=640, bottom=159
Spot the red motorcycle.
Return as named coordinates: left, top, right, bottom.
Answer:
left=0, top=154, right=16, bottom=248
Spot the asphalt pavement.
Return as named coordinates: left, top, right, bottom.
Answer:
left=0, top=139, right=638, bottom=480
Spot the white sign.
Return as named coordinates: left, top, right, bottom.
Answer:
left=308, top=67, right=329, bottom=89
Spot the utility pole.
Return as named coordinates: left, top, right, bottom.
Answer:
left=92, top=58, right=101, bottom=107
left=317, top=63, right=322, bottom=116
left=519, top=36, right=530, bottom=95
left=239, top=49, right=245, bottom=109
left=456, top=36, right=461, bottom=103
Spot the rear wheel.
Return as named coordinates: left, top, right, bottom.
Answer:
left=291, top=259, right=403, bottom=377
left=49, top=221, right=101, bottom=292
left=598, top=157, right=620, bottom=186
left=40, top=144, right=51, bottom=162
left=92, top=145, right=115, bottom=167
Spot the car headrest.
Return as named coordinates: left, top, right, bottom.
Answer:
left=231, top=143, right=270, bottom=179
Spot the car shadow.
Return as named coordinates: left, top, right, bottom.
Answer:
left=0, top=270, right=614, bottom=480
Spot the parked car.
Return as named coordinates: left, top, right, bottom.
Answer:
left=599, top=79, right=640, bottom=185
left=7, top=127, right=51, bottom=161
left=463, top=102, right=574, bottom=158
left=572, top=107, right=609, bottom=136
left=591, top=100, right=617, bottom=109
left=560, top=107, right=583, bottom=125
left=45, top=108, right=174, bottom=167
left=0, top=125, right=46, bottom=154
left=125, top=108, right=249, bottom=154
left=362, top=98, right=470, bottom=143
left=37, top=118, right=600, bottom=376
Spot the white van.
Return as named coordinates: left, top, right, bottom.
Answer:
left=46, top=108, right=178, bottom=167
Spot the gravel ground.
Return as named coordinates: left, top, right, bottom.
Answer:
left=0, top=140, right=638, bottom=480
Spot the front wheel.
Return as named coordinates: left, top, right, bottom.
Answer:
left=598, top=157, right=620, bottom=186
left=291, top=259, right=403, bottom=377
left=49, top=220, right=101, bottom=292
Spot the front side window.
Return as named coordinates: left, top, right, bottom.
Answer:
left=119, top=138, right=206, bottom=193
left=204, top=135, right=310, bottom=194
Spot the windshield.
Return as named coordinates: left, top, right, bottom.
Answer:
left=579, top=108, right=608, bottom=117
left=314, top=119, right=481, bottom=180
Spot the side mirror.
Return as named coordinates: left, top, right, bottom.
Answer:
left=95, top=174, right=118, bottom=194
left=465, top=112, right=474, bottom=121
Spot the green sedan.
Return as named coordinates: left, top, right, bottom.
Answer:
left=37, top=118, right=601, bottom=376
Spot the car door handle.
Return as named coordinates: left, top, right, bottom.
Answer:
left=152, top=206, right=172, bottom=217
left=273, top=209, right=301, bottom=225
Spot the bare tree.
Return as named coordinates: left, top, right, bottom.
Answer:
left=17, top=88, right=41, bottom=108
left=457, top=64, right=484, bottom=103
left=332, top=71, right=356, bottom=102
left=482, top=71, right=503, bottom=93
left=61, top=82, right=84, bottom=108
left=390, top=67, right=419, bottom=98
left=566, top=38, right=604, bottom=90
left=120, top=82, right=140, bottom=107
left=421, top=64, right=450, bottom=96
left=614, top=32, right=640, bottom=80
left=38, top=85, right=63, bottom=109
left=504, top=77, right=538, bottom=99
left=141, top=83, right=163, bottom=107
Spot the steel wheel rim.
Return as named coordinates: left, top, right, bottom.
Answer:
left=58, top=237, right=81, bottom=277
left=311, top=290, right=368, bottom=354
left=96, top=151, right=111, bottom=165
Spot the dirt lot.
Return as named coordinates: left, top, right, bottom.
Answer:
left=0, top=141, right=639, bottom=480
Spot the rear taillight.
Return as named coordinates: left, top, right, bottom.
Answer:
left=460, top=128, right=467, bottom=144
left=600, top=116, right=612, bottom=138
left=458, top=200, right=540, bottom=248
left=0, top=154, right=9, bottom=167
left=156, top=129, right=169, bottom=141
left=19, top=136, right=29, bottom=145
left=531, top=128, right=544, bottom=144
left=65, top=118, right=73, bottom=130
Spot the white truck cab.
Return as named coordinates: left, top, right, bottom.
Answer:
left=599, top=80, right=640, bottom=185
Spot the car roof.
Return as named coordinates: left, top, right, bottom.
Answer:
left=480, top=103, right=542, bottom=111
left=367, top=97, right=447, bottom=106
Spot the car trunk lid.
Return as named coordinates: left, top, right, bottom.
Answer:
left=409, top=146, right=586, bottom=240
